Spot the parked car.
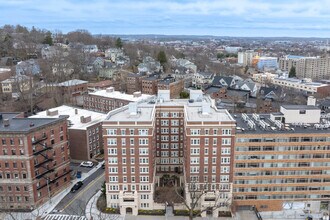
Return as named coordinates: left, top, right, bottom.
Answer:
left=80, top=161, right=94, bottom=168
left=71, top=181, right=83, bottom=193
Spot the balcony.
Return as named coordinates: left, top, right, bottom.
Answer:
left=32, top=134, right=48, bottom=145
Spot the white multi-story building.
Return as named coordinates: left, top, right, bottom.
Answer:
left=238, top=50, right=258, bottom=66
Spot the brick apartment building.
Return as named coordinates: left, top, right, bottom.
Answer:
left=83, top=87, right=154, bottom=113
left=233, top=101, right=330, bottom=212
left=141, top=75, right=158, bottom=95
left=126, top=74, right=144, bottom=94
left=157, top=77, right=184, bottom=98
left=30, top=105, right=106, bottom=162
left=0, top=113, right=70, bottom=210
left=103, top=90, right=235, bottom=217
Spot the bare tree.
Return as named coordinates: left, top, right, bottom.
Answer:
left=174, top=181, right=231, bottom=220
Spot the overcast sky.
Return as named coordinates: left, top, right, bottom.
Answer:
left=1, top=0, right=330, bottom=37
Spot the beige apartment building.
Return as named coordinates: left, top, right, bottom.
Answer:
left=103, top=90, right=235, bottom=217
left=0, top=113, right=70, bottom=211
left=279, top=55, right=330, bottom=80
left=233, top=104, right=330, bottom=212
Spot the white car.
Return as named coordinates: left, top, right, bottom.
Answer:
left=80, top=161, right=94, bottom=168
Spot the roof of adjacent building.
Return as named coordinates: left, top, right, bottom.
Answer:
left=212, top=76, right=234, bottom=87
left=30, top=105, right=106, bottom=130
left=281, top=105, right=320, bottom=110
left=0, top=113, right=67, bottom=133
left=88, top=88, right=154, bottom=102
left=57, top=79, right=88, bottom=87
left=235, top=113, right=328, bottom=134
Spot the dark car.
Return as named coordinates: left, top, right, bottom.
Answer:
left=71, top=181, right=83, bottom=193
left=102, top=163, right=105, bottom=169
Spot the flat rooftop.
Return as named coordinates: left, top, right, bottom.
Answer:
left=106, top=97, right=235, bottom=123
left=235, top=113, right=329, bottom=134
left=281, top=105, right=320, bottom=110
left=0, top=113, right=67, bottom=133
left=89, top=89, right=154, bottom=102
left=57, top=79, right=88, bottom=87
left=30, top=105, right=106, bottom=130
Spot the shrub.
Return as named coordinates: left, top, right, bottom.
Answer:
left=174, top=209, right=201, bottom=216
left=138, top=209, right=165, bottom=216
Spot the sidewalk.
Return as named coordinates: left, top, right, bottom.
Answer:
left=3, top=163, right=103, bottom=220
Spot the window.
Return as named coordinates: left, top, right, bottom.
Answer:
left=190, top=157, right=200, bottom=164
left=220, top=175, right=229, bottom=182
left=130, top=138, right=134, bottom=146
left=221, top=166, right=230, bottom=173
left=213, top=129, right=218, bottom=135
left=139, top=148, right=148, bottom=155
left=140, top=167, right=149, bottom=173
left=121, top=129, right=126, bottom=135
left=222, top=129, right=232, bottom=135
left=108, top=148, right=117, bottom=155
left=109, top=176, right=118, bottom=182
left=221, top=148, right=231, bottom=155
left=140, top=176, right=149, bottom=182
left=139, top=158, right=149, bottom=164
left=190, top=148, right=200, bottom=155
left=191, top=129, right=201, bottom=135
left=139, top=138, right=148, bottom=145
left=107, top=129, right=117, bottom=135
left=221, top=157, right=230, bottom=164
left=205, top=129, right=209, bottom=135
left=129, top=129, right=134, bottom=135
left=213, top=138, right=217, bottom=146
left=107, top=138, right=117, bottom=146
left=190, top=166, right=199, bottom=173
left=121, top=138, right=126, bottom=146
left=222, top=138, right=231, bottom=145
left=108, top=157, right=118, bottom=164
left=191, top=138, right=200, bottom=145
left=138, top=129, right=148, bottom=136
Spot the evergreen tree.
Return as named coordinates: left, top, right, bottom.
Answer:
left=289, top=66, right=296, bottom=78
left=43, top=33, right=53, bottom=45
left=115, top=37, right=123, bottom=48
left=157, top=51, right=167, bottom=65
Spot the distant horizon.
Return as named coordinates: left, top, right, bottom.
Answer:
left=1, top=0, right=330, bottom=38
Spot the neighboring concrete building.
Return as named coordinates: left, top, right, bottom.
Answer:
left=83, top=87, right=154, bottom=113
left=233, top=103, right=330, bottom=212
left=257, top=57, right=278, bottom=70
left=0, top=113, right=70, bottom=211
left=238, top=50, right=258, bottom=66
left=30, top=106, right=106, bottom=161
left=279, top=55, right=330, bottom=80
left=192, top=72, right=214, bottom=89
left=272, top=77, right=330, bottom=96
left=157, top=76, right=184, bottom=99
left=103, top=90, right=235, bottom=217
left=278, top=55, right=305, bottom=72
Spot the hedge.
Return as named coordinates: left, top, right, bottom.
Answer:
left=138, top=209, right=165, bottom=216
left=174, top=209, right=201, bottom=216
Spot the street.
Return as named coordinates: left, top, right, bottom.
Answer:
left=54, top=166, right=105, bottom=216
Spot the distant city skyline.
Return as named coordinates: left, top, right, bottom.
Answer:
left=1, top=0, right=330, bottom=37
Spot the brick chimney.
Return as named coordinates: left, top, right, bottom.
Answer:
left=3, top=119, right=9, bottom=127
left=80, top=116, right=92, bottom=123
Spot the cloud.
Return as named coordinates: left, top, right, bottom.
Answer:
left=0, top=0, right=329, bottom=36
